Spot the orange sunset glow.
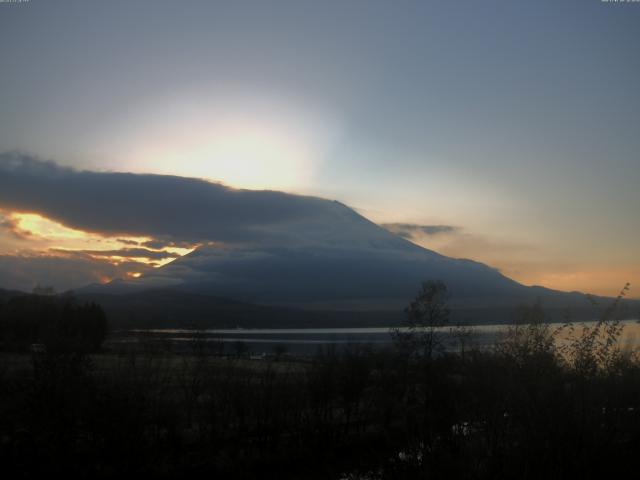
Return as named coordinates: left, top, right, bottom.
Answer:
left=1, top=211, right=195, bottom=279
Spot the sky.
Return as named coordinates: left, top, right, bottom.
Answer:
left=0, top=0, right=638, bottom=297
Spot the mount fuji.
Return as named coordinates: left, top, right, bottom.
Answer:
left=80, top=197, right=604, bottom=324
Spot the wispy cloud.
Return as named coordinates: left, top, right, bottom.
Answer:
left=48, top=247, right=180, bottom=261
left=381, top=223, right=459, bottom=239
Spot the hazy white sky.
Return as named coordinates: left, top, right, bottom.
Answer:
left=0, top=0, right=638, bottom=296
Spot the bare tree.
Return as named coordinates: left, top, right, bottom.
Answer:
left=392, top=280, right=450, bottom=358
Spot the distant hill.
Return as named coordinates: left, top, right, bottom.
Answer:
left=76, top=286, right=637, bottom=329
left=2, top=286, right=636, bottom=329
left=0, top=288, right=28, bottom=302
left=75, top=288, right=344, bottom=329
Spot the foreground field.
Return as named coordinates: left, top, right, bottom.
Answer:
left=2, top=315, right=640, bottom=479
left=2, top=286, right=639, bottom=478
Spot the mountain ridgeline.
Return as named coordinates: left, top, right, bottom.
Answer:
left=74, top=199, right=632, bottom=327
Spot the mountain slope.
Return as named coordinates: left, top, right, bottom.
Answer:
left=84, top=199, right=589, bottom=314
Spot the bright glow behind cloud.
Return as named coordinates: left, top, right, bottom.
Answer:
left=1, top=212, right=195, bottom=271
left=114, top=96, right=338, bottom=192
left=8, top=213, right=150, bottom=251
left=8, top=212, right=151, bottom=250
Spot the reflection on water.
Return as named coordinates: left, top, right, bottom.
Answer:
left=121, top=319, right=640, bottom=355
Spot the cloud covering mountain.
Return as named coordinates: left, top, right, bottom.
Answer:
left=0, top=152, right=528, bottom=305
left=0, top=152, right=349, bottom=245
left=1, top=152, right=601, bottom=314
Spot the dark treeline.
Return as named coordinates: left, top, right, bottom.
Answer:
left=0, top=283, right=639, bottom=478
left=0, top=292, right=107, bottom=352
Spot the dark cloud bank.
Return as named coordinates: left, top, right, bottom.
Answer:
left=0, top=152, right=353, bottom=245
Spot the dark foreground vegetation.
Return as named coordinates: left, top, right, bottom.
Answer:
left=0, top=284, right=639, bottom=478
left=0, top=291, right=107, bottom=353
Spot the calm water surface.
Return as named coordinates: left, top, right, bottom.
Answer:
left=125, top=319, right=640, bottom=355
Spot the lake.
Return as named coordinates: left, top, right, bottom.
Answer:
left=118, top=319, right=640, bottom=355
